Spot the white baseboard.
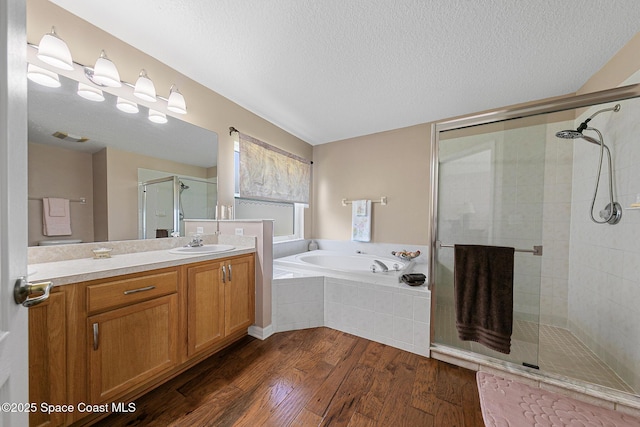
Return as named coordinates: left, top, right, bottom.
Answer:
left=248, top=324, right=274, bottom=340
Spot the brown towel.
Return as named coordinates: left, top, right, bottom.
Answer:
left=454, top=244, right=514, bottom=354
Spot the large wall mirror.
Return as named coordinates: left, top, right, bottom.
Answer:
left=28, top=69, right=219, bottom=246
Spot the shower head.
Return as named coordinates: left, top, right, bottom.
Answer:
left=555, top=129, right=602, bottom=146
left=555, top=103, right=621, bottom=144
left=179, top=181, right=189, bottom=191
left=555, top=129, right=584, bottom=139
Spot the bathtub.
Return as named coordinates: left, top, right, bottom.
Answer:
left=274, top=249, right=414, bottom=285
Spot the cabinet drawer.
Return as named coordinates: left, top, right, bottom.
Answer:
left=87, top=270, right=178, bottom=313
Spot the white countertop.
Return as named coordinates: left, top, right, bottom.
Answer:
left=28, top=245, right=255, bottom=286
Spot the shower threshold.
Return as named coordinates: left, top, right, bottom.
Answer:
left=430, top=342, right=640, bottom=413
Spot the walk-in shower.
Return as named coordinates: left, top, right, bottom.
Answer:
left=555, top=104, right=621, bottom=224
left=429, top=84, right=640, bottom=400
left=139, top=175, right=217, bottom=238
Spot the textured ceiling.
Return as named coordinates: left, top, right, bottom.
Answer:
left=50, top=0, right=640, bottom=145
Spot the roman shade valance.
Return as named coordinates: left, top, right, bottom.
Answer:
left=238, top=132, right=311, bottom=204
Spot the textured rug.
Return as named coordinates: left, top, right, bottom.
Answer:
left=477, top=372, right=640, bottom=426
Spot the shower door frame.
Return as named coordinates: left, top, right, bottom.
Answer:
left=141, top=175, right=180, bottom=239
left=428, top=82, right=640, bottom=364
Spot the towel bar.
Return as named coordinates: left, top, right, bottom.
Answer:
left=342, top=197, right=387, bottom=206
left=436, top=241, right=543, bottom=256
left=29, top=196, right=86, bottom=204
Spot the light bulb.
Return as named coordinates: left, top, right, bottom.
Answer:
left=148, top=109, right=167, bottom=124
left=116, top=97, right=139, bottom=114
left=92, top=50, right=121, bottom=87
left=27, top=64, right=61, bottom=88
left=36, top=27, right=73, bottom=71
left=167, top=85, right=187, bottom=114
left=133, top=69, right=156, bottom=102
left=77, top=82, right=104, bottom=102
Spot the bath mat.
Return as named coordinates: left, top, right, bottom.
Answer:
left=477, top=372, right=640, bottom=426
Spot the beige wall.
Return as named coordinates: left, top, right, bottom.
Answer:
left=28, top=142, right=94, bottom=245
left=578, top=32, right=640, bottom=95
left=27, top=0, right=313, bottom=217
left=312, top=124, right=431, bottom=244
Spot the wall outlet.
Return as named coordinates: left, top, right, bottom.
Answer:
left=196, top=227, right=204, bottom=234
left=235, top=228, right=244, bottom=236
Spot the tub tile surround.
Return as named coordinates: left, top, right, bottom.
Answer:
left=273, top=240, right=431, bottom=357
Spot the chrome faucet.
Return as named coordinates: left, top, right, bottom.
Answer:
left=186, top=234, right=203, bottom=247
left=373, top=260, right=389, bottom=272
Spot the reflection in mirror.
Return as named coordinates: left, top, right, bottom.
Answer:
left=28, top=70, right=218, bottom=246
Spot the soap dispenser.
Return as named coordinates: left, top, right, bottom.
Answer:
left=308, top=240, right=318, bottom=251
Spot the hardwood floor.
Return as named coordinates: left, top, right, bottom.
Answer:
left=94, top=328, right=484, bottom=426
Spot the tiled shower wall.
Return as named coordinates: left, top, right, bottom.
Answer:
left=540, top=121, right=574, bottom=328
left=567, top=71, right=640, bottom=392
left=437, top=123, right=546, bottom=324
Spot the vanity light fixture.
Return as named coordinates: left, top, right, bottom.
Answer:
left=36, top=27, right=73, bottom=71
left=148, top=109, right=168, bottom=124
left=87, top=50, right=121, bottom=87
left=116, top=97, right=139, bottom=114
left=133, top=69, right=157, bottom=102
left=167, top=85, right=187, bottom=114
left=77, top=82, right=105, bottom=102
left=27, top=63, right=61, bottom=88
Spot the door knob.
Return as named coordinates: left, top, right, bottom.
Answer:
left=14, top=276, right=53, bottom=307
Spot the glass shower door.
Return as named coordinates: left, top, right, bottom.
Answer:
left=433, top=119, right=545, bottom=369
left=140, top=176, right=177, bottom=239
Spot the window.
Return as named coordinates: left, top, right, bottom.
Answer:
left=234, top=143, right=307, bottom=241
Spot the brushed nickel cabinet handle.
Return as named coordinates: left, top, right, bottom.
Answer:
left=123, top=285, right=155, bottom=295
left=93, top=323, right=99, bottom=351
left=228, top=264, right=232, bottom=282
left=222, top=265, right=226, bottom=283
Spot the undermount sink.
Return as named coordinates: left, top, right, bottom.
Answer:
left=169, top=244, right=236, bottom=255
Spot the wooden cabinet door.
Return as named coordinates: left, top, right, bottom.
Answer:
left=29, top=292, right=66, bottom=427
left=186, top=262, right=225, bottom=357
left=87, top=294, right=178, bottom=403
left=224, top=255, right=255, bottom=337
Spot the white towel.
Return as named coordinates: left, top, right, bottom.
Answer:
left=351, top=200, right=371, bottom=242
left=43, top=198, right=72, bottom=236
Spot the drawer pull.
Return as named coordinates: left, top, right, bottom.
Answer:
left=93, top=323, right=99, bottom=351
left=123, top=285, right=156, bottom=295
left=228, top=264, right=232, bottom=282
left=222, top=265, right=226, bottom=283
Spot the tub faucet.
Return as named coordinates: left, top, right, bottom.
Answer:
left=373, top=260, right=389, bottom=272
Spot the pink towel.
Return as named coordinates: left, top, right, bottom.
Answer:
left=42, top=198, right=72, bottom=236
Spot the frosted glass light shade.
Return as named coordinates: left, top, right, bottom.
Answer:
left=92, top=50, right=121, bottom=87
left=167, top=85, right=187, bottom=114
left=116, top=97, right=139, bottom=114
left=77, top=82, right=104, bottom=102
left=37, top=27, right=73, bottom=71
left=133, top=69, right=156, bottom=102
left=27, top=64, right=61, bottom=88
left=148, top=109, right=167, bottom=124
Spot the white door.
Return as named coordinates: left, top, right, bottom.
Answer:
left=0, top=0, right=30, bottom=426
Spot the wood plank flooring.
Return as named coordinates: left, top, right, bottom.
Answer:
left=94, top=328, right=484, bottom=426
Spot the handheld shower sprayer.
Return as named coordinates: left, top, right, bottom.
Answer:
left=555, top=104, right=621, bottom=225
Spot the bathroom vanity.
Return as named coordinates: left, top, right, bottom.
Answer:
left=28, top=248, right=255, bottom=427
